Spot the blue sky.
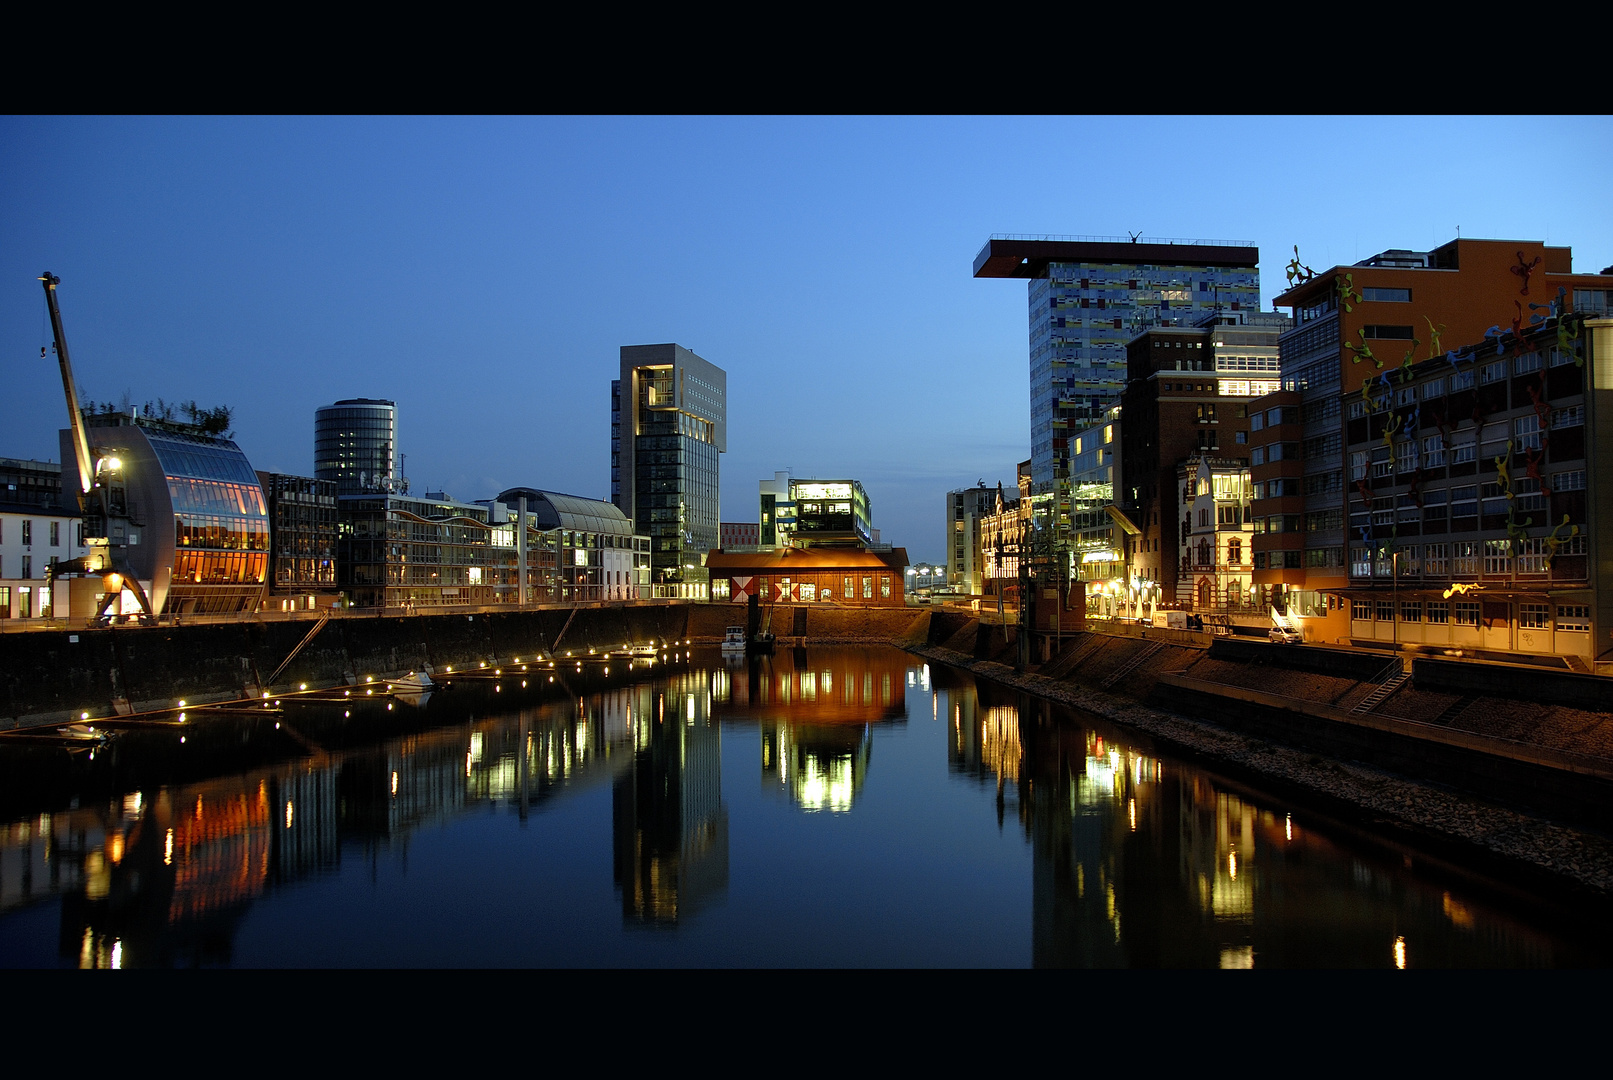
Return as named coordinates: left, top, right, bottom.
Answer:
left=4, top=115, right=1610, bottom=563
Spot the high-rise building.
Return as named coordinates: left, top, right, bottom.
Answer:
left=973, top=235, right=1261, bottom=562
left=611, top=344, right=726, bottom=594
left=314, top=398, right=398, bottom=496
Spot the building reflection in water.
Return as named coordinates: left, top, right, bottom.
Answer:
left=0, top=665, right=736, bottom=963
left=952, top=686, right=1558, bottom=968
left=715, top=647, right=909, bottom=814
left=0, top=650, right=1574, bottom=966
left=612, top=673, right=729, bottom=925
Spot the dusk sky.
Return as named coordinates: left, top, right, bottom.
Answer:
left=5, top=116, right=1610, bottom=562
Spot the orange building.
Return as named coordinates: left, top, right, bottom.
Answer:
left=705, top=546, right=910, bottom=605
left=1261, top=237, right=1613, bottom=648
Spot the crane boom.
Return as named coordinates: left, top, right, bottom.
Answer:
left=40, top=272, right=95, bottom=497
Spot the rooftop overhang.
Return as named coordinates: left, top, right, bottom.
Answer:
left=974, top=237, right=1259, bottom=280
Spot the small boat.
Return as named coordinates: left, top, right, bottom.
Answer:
left=630, top=643, right=659, bottom=658
left=391, top=670, right=434, bottom=693
left=721, top=626, right=747, bottom=654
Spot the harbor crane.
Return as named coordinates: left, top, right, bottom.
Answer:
left=39, top=272, right=155, bottom=623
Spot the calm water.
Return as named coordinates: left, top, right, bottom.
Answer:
left=0, top=645, right=1601, bottom=968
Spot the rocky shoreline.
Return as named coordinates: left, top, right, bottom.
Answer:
left=900, top=641, right=1613, bottom=913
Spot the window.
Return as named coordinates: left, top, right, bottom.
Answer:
left=1479, top=361, right=1506, bottom=384
left=1350, top=451, right=1368, bottom=481
left=1424, top=543, right=1449, bottom=575
left=50, top=521, right=60, bottom=546
left=1422, top=378, right=1445, bottom=399
left=1519, top=604, right=1550, bottom=630
left=862, top=576, right=872, bottom=599
left=21, top=556, right=31, bottom=578
left=1513, top=415, right=1542, bottom=451
left=21, top=520, right=31, bottom=546
left=1452, top=370, right=1474, bottom=391
left=1427, top=602, right=1449, bottom=624
left=1450, top=437, right=1476, bottom=466
left=1362, top=287, right=1412, bottom=303
left=1376, top=600, right=1394, bottom=621
left=1556, top=605, right=1590, bottom=632
left=1514, top=351, right=1542, bottom=375
left=844, top=576, right=853, bottom=597
left=1517, top=538, right=1549, bottom=574
left=1352, top=597, right=1372, bottom=620
left=880, top=576, right=891, bottom=599
left=1454, top=602, right=1480, bottom=626
left=1401, top=601, right=1422, bottom=622
left=1555, top=470, right=1586, bottom=492
left=1552, top=405, right=1583, bottom=429
left=1227, top=539, right=1242, bottom=564
left=1364, top=325, right=1415, bottom=339
left=1452, top=541, right=1479, bottom=575
left=1234, top=431, right=1247, bottom=444
left=1423, top=435, right=1446, bottom=467
left=1483, top=539, right=1511, bottom=575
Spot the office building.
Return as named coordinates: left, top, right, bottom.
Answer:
left=258, top=472, right=338, bottom=610
left=1265, top=236, right=1613, bottom=646
left=1116, top=310, right=1288, bottom=604
left=315, top=399, right=400, bottom=496
left=721, top=521, right=760, bottom=548
left=974, top=235, right=1261, bottom=564
left=758, top=471, right=793, bottom=547
left=491, top=487, right=650, bottom=602
left=1334, top=313, right=1610, bottom=660
left=611, top=344, right=726, bottom=595
left=945, top=483, right=997, bottom=595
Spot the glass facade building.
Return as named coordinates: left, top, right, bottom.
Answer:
left=612, top=344, right=726, bottom=594
left=975, top=237, right=1261, bottom=563
left=315, top=399, right=398, bottom=496
left=65, top=416, right=269, bottom=616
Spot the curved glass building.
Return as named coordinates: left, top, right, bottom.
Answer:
left=315, top=399, right=397, bottom=496
left=66, top=416, right=269, bottom=616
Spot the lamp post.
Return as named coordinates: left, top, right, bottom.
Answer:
left=1391, top=549, right=1399, bottom=649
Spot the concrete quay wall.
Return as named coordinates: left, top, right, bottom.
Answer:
left=0, top=604, right=694, bottom=729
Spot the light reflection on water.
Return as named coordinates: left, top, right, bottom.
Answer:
left=0, top=645, right=1599, bottom=967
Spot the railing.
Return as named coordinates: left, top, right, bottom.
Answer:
left=990, top=233, right=1256, bottom=247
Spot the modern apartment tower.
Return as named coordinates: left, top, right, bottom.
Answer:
left=611, top=344, right=727, bottom=590
left=314, top=398, right=399, bottom=496
left=974, top=236, right=1261, bottom=560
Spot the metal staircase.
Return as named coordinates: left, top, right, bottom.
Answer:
left=1351, top=660, right=1410, bottom=714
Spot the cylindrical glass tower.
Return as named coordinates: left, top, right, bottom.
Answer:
left=314, top=398, right=397, bottom=496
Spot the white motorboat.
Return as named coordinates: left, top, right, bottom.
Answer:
left=721, top=626, right=747, bottom=653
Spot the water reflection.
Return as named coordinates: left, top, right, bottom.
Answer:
left=613, top=674, right=728, bottom=925
left=0, top=647, right=1600, bottom=967
left=720, top=647, right=907, bottom=814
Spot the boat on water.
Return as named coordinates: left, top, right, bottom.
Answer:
left=721, top=626, right=747, bottom=654
left=391, top=670, right=434, bottom=693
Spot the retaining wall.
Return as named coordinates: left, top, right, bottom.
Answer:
left=0, top=604, right=693, bottom=729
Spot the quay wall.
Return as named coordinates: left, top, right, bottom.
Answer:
left=0, top=604, right=695, bottom=729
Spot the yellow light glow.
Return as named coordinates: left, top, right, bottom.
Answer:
left=164, top=829, right=174, bottom=865
left=284, top=801, right=294, bottom=829
left=1394, top=936, right=1407, bottom=969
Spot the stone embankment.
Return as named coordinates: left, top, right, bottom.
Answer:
left=900, top=609, right=1613, bottom=908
